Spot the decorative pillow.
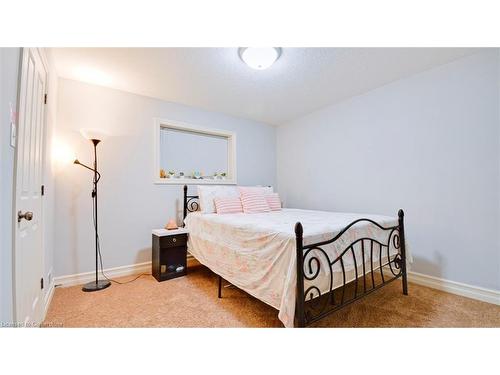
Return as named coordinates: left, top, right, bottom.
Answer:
left=198, top=185, right=239, bottom=213
left=238, top=186, right=273, bottom=196
left=265, top=193, right=282, bottom=211
left=214, top=197, right=243, bottom=214
left=240, top=191, right=271, bottom=213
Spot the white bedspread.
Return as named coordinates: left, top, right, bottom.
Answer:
left=185, top=208, right=405, bottom=327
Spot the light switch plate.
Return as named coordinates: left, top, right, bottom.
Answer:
left=10, top=122, right=16, bottom=147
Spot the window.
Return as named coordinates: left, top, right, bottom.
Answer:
left=154, top=118, right=237, bottom=184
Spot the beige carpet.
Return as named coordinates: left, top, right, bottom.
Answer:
left=44, top=264, right=500, bottom=327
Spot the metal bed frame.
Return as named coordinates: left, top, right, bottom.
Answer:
left=183, top=185, right=408, bottom=327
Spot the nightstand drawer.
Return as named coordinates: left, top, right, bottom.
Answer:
left=160, top=234, right=187, bottom=248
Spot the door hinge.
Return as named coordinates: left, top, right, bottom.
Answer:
left=40, top=277, right=44, bottom=290
left=44, top=94, right=47, bottom=105
left=41, top=185, right=45, bottom=196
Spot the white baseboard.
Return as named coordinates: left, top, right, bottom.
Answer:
left=53, top=258, right=498, bottom=305
left=408, top=271, right=499, bottom=305
left=53, top=255, right=198, bottom=288
left=54, top=261, right=152, bottom=288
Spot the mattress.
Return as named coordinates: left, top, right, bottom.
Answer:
left=185, top=208, right=405, bottom=327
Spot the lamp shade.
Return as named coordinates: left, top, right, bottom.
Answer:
left=80, top=128, right=109, bottom=142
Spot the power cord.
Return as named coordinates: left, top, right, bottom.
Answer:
left=92, top=189, right=150, bottom=285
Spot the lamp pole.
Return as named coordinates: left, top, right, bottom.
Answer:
left=74, top=138, right=111, bottom=292
left=92, top=139, right=99, bottom=289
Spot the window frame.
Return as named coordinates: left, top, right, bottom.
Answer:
left=153, top=118, right=237, bottom=185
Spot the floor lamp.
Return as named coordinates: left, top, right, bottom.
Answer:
left=74, top=129, right=111, bottom=292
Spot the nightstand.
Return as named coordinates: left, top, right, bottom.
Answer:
left=152, top=228, right=188, bottom=282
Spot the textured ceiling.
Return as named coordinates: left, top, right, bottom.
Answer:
left=52, top=47, right=479, bottom=125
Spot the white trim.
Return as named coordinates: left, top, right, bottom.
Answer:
left=407, top=271, right=499, bottom=305
left=52, top=262, right=499, bottom=306
left=42, top=266, right=55, bottom=321
left=54, top=261, right=152, bottom=288
left=153, top=118, right=237, bottom=185
left=53, top=256, right=198, bottom=288
left=42, top=280, right=55, bottom=322
left=155, top=178, right=236, bottom=185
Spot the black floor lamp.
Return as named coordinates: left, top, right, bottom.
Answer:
left=74, top=130, right=111, bottom=292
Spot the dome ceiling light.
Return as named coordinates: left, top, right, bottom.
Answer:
left=238, top=47, right=281, bottom=70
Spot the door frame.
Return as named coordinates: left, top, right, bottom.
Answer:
left=12, top=47, right=49, bottom=324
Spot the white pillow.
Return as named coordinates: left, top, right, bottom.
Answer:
left=197, top=185, right=239, bottom=213
left=237, top=186, right=274, bottom=195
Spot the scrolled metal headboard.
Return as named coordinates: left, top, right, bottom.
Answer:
left=183, top=185, right=200, bottom=226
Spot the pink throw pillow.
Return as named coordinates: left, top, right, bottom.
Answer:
left=214, top=197, right=243, bottom=214
left=265, top=193, right=282, bottom=211
left=240, top=192, right=271, bottom=213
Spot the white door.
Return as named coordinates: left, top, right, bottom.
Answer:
left=14, top=48, right=47, bottom=326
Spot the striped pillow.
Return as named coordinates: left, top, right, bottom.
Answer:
left=198, top=185, right=239, bottom=213
left=240, top=191, right=271, bottom=213
left=265, top=193, right=282, bottom=211
left=214, top=197, right=243, bottom=214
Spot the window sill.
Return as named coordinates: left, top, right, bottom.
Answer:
left=154, top=178, right=237, bottom=185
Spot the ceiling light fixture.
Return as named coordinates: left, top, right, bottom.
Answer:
left=238, top=47, right=281, bottom=70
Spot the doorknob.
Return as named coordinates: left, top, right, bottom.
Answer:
left=17, top=211, right=33, bottom=223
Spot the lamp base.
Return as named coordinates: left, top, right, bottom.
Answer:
left=82, top=279, right=111, bottom=292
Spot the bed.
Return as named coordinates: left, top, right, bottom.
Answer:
left=183, top=185, right=409, bottom=327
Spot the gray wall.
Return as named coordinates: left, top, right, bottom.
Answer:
left=1, top=48, right=20, bottom=323
left=277, top=50, right=500, bottom=291
left=54, top=78, right=276, bottom=276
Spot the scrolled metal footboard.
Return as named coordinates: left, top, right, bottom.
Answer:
left=295, top=210, right=408, bottom=327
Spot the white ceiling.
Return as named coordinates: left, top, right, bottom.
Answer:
left=52, top=47, right=480, bottom=125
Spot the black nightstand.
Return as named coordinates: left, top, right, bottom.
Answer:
left=152, top=228, right=188, bottom=282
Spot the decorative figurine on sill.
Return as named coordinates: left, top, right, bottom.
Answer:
left=165, top=218, right=178, bottom=230
left=160, top=169, right=167, bottom=178
left=168, top=170, right=175, bottom=178
left=220, top=172, right=227, bottom=180
left=179, top=172, right=184, bottom=179
left=213, top=172, right=219, bottom=179
left=192, top=171, right=202, bottom=179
